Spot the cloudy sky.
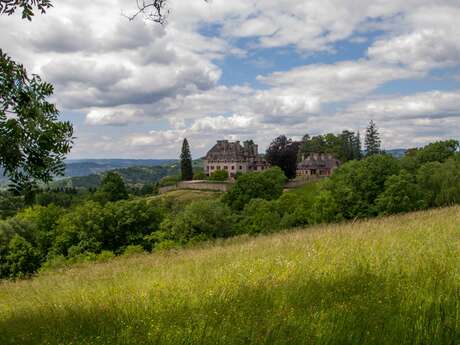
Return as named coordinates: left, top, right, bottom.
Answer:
left=2, top=0, right=460, bottom=159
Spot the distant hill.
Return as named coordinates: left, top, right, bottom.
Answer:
left=64, top=159, right=177, bottom=177
left=51, top=159, right=204, bottom=189
left=386, top=149, right=407, bottom=158
left=0, top=159, right=178, bottom=187
left=53, top=164, right=181, bottom=189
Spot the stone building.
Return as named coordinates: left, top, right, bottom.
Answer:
left=296, top=153, right=340, bottom=178
left=204, top=140, right=269, bottom=178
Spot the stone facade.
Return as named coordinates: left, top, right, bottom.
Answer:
left=204, top=140, right=269, bottom=178
left=296, top=153, right=340, bottom=178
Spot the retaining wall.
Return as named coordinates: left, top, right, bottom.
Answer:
left=159, top=177, right=321, bottom=194
left=159, top=181, right=233, bottom=194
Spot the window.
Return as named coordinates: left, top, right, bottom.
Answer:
left=217, top=166, right=221, bottom=170
left=211, top=166, right=215, bottom=170
left=224, top=166, right=228, bottom=170
left=231, top=166, right=235, bottom=170
left=239, top=166, right=243, bottom=170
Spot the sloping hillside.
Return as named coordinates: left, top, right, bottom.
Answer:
left=0, top=207, right=459, bottom=345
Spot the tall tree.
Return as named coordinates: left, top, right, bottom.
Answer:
left=180, top=138, right=193, bottom=181
left=365, top=120, right=381, bottom=156
left=0, top=4, right=73, bottom=193
left=93, top=172, right=129, bottom=204
left=266, top=135, right=299, bottom=179
left=354, top=131, right=363, bottom=160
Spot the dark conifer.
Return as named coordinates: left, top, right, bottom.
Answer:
left=365, top=121, right=381, bottom=156
left=180, top=138, right=193, bottom=181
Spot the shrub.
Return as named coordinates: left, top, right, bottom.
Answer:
left=208, top=170, right=228, bottom=181
left=401, top=140, right=459, bottom=172
left=237, top=199, right=281, bottom=234
left=52, top=199, right=165, bottom=256
left=0, top=193, right=24, bottom=219
left=16, top=204, right=63, bottom=258
left=93, top=172, right=129, bottom=204
left=4, top=234, right=41, bottom=278
left=123, top=245, right=145, bottom=256
left=417, top=157, right=460, bottom=207
left=223, top=167, right=287, bottom=211
left=159, top=175, right=181, bottom=187
left=193, top=170, right=207, bottom=180
left=161, top=199, right=235, bottom=242
left=326, top=154, right=400, bottom=219
left=376, top=171, right=425, bottom=215
left=310, top=190, right=342, bottom=224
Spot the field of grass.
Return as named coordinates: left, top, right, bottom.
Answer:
left=0, top=207, right=459, bottom=345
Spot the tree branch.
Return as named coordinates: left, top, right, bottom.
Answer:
left=125, top=0, right=209, bottom=25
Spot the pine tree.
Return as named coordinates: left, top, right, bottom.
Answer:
left=180, top=138, right=193, bottom=181
left=365, top=121, right=381, bottom=156
left=354, top=131, right=363, bottom=160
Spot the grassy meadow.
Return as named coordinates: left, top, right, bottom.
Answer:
left=0, top=207, right=459, bottom=345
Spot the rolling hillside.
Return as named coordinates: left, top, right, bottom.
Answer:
left=0, top=207, right=459, bottom=345
left=0, top=159, right=178, bottom=187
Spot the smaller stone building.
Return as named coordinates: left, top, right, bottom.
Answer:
left=204, top=140, right=269, bottom=178
left=296, top=153, right=340, bottom=178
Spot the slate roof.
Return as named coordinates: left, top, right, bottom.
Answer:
left=297, top=153, right=340, bottom=170
left=206, top=140, right=262, bottom=162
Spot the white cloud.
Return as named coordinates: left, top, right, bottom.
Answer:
left=349, top=90, right=460, bottom=120
left=86, top=108, right=145, bottom=126
left=368, top=5, right=460, bottom=71
left=1, top=0, right=460, bottom=158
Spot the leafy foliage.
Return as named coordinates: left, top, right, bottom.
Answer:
left=0, top=50, right=73, bottom=192
left=266, top=135, right=299, bottom=179
left=160, top=199, right=234, bottom=243
left=376, top=171, right=424, bottom=215
left=51, top=199, right=165, bottom=258
left=223, top=167, right=286, bottom=211
left=208, top=170, right=228, bottom=181
left=325, top=154, right=400, bottom=218
left=401, top=140, right=459, bottom=172
left=93, top=172, right=129, bottom=204
left=0, top=0, right=52, bottom=20
left=299, top=131, right=362, bottom=162
left=237, top=199, right=281, bottom=234
left=0, top=191, right=24, bottom=219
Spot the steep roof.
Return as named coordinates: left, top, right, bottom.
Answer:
left=298, top=153, right=340, bottom=170
left=206, top=141, right=245, bottom=161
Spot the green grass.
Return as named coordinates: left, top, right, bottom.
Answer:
left=149, top=189, right=223, bottom=204
left=1, top=207, right=459, bottom=345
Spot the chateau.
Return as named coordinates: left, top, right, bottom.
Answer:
left=204, top=140, right=269, bottom=178
left=296, top=153, right=340, bottom=177
left=204, top=139, right=340, bottom=179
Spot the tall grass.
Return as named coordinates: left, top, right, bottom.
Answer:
left=0, top=207, right=459, bottom=345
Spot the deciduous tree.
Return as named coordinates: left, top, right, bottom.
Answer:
left=1, top=1, right=73, bottom=194
left=266, top=135, right=299, bottom=179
